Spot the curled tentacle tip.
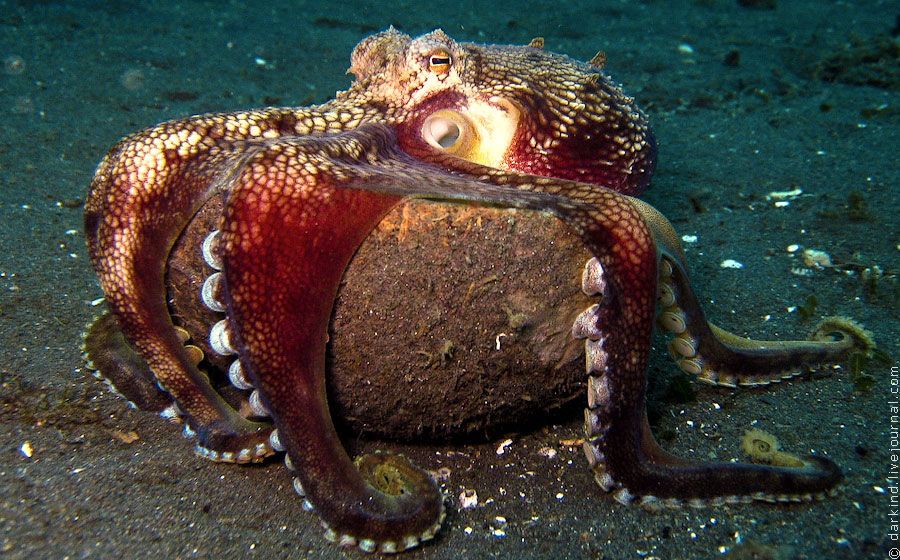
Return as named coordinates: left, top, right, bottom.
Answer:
left=347, top=452, right=445, bottom=551
left=355, top=452, right=439, bottom=498
left=810, top=316, right=875, bottom=354
left=770, top=451, right=807, bottom=469
left=741, top=429, right=842, bottom=493
left=740, top=428, right=807, bottom=468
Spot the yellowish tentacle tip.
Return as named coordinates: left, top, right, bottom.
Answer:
left=356, top=452, right=436, bottom=498
left=741, top=428, right=805, bottom=468
left=810, top=316, right=875, bottom=355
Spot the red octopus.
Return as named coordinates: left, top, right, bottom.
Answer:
left=83, top=28, right=872, bottom=553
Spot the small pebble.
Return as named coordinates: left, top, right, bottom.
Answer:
left=801, top=248, right=832, bottom=269
left=538, top=446, right=557, bottom=459
left=120, top=68, right=146, bottom=91
left=766, top=188, right=802, bottom=200
left=496, top=438, right=513, bottom=455
left=4, top=54, right=25, bottom=75
left=459, top=488, right=478, bottom=509
left=431, top=466, right=452, bottom=482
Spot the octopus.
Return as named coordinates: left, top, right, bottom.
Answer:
left=83, top=28, right=873, bottom=553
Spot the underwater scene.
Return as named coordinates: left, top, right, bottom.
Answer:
left=1, top=1, right=897, bottom=558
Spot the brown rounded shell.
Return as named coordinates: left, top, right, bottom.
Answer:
left=167, top=197, right=591, bottom=441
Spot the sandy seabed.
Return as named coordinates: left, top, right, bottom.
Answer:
left=1, top=1, right=897, bottom=558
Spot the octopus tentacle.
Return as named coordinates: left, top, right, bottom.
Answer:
left=578, top=309, right=842, bottom=509
left=219, top=133, right=441, bottom=552
left=660, top=261, right=872, bottom=386
left=217, top=124, right=593, bottom=551
left=569, top=200, right=845, bottom=507
left=400, top=150, right=850, bottom=508
left=83, top=312, right=174, bottom=414
left=83, top=113, right=305, bottom=460
left=632, top=200, right=875, bottom=387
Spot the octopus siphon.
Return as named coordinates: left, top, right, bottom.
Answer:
left=83, top=28, right=874, bottom=553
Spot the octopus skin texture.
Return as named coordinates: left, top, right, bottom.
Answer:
left=83, top=28, right=875, bottom=553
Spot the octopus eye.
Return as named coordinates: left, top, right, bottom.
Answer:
left=428, top=50, right=452, bottom=74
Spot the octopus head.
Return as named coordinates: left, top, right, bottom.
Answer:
left=347, top=28, right=656, bottom=195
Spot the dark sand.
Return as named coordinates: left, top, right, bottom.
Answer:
left=1, top=1, right=897, bottom=558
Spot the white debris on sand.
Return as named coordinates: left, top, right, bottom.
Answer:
left=720, top=259, right=744, bottom=269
